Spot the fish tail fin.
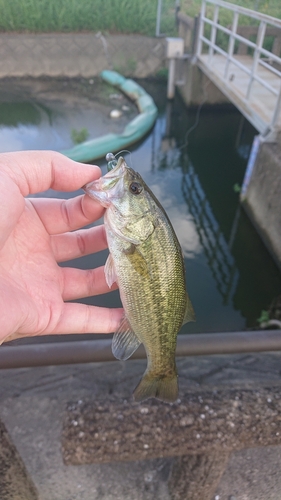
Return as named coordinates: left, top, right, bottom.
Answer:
left=133, top=370, right=178, bottom=403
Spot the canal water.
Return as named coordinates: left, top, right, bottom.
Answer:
left=0, top=77, right=138, bottom=152
left=1, top=77, right=280, bottom=336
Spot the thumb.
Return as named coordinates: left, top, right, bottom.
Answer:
left=0, top=172, right=25, bottom=249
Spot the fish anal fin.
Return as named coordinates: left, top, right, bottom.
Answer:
left=112, top=316, right=141, bottom=360
left=182, top=293, right=196, bottom=325
left=104, top=253, right=117, bottom=288
left=133, top=370, right=178, bottom=403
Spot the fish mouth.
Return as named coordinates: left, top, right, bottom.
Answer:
left=83, top=156, right=126, bottom=207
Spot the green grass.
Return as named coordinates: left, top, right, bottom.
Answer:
left=181, top=0, right=281, bottom=21
left=0, top=0, right=280, bottom=35
left=0, top=0, right=176, bottom=34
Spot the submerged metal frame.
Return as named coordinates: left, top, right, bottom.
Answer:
left=1, top=330, right=281, bottom=369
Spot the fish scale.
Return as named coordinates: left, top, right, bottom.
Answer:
left=116, top=212, right=184, bottom=368
left=84, top=156, right=195, bottom=402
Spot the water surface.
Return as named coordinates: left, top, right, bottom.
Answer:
left=1, top=78, right=280, bottom=336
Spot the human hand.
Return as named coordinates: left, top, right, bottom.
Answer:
left=0, top=151, right=123, bottom=344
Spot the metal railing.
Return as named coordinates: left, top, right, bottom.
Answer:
left=196, top=0, right=281, bottom=129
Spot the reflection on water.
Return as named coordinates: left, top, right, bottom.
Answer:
left=0, top=102, right=41, bottom=126
left=0, top=78, right=137, bottom=153
left=182, top=162, right=239, bottom=306
left=2, top=79, right=281, bottom=336
left=131, top=82, right=281, bottom=333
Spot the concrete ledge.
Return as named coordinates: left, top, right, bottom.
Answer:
left=168, top=451, right=230, bottom=500
left=0, top=33, right=165, bottom=78
left=1, top=353, right=281, bottom=500
left=62, top=387, right=281, bottom=465
left=0, top=419, right=38, bottom=500
left=62, top=387, right=281, bottom=500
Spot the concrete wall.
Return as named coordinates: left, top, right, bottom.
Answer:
left=177, top=59, right=231, bottom=107
left=0, top=33, right=166, bottom=78
left=176, top=13, right=230, bottom=106
left=241, top=140, right=281, bottom=269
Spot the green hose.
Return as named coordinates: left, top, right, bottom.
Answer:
left=61, top=70, right=158, bottom=163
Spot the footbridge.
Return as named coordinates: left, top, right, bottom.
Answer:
left=175, top=0, right=281, bottom=270
left=195, top=0, right=281, bottom=141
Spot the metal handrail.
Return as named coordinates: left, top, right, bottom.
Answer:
left=202, top=17, right=281, bottom=61
left=200, top=35, right=279, bottom=96
left=197, top=0, right=281, bottom=128
left=259, top=58, right=281, bottom=79
left=203, top=0, right=281, bottom=29
left=1, top=330, right=281, bottom=369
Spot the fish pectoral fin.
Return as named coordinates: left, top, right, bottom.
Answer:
left=126, top=218, right=154, bottom=242
left=182, top=293, right=196, bottom=325
left=124, top=244, right=151, bottom=278
left=104, top=253, right=118, bottom=288
left=112, top=316, right=141, bottom=360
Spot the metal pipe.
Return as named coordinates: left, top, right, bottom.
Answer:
left=0, top=330, right=281, bottom=370
left=155, top=0, right=162, bottom=37
left=196, top=3, right=206, bottom=58
left=167, top=58, right=176, bottom=99
left=208, top=4, right=219, bottom=63
left=246, top=20, right=266, bottom=101
left=224, top=11, right=239, bottom=80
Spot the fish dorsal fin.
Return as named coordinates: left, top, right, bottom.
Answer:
left=112, top=316, right=141, bottom=360
left=182, top=293, right=196, bottom=325
left=104, top=253, right=118, bottom=288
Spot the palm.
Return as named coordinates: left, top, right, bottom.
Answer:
left=0, top=151, right=122, bottom=343
left=1, top=200, right=64, bottom=338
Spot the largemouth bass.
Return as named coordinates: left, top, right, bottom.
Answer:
left=84, top=157, right=195, bottom=402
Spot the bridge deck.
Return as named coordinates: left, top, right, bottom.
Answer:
left=197, top=54, right=281, bottom=135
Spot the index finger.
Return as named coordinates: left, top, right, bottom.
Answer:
left=0, top=150, right=100, bottom=196
left=29, top=195, right=105, bottom=235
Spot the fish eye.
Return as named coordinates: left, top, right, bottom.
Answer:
left=129, top=182, right=143, bottom=195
